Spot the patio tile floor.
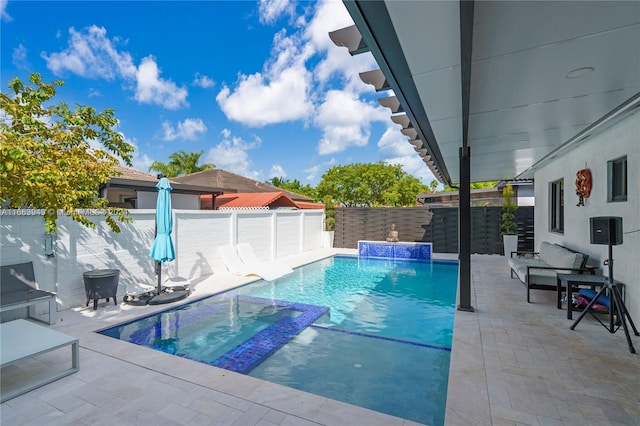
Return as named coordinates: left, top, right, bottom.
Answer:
left=1, top=250, right=638, bottom=425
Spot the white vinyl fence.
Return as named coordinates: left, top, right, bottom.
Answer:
left=0, top=209, right=324, bottom=315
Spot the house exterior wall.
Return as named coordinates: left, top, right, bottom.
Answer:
left=136, top=191, right=200, bottom=210
left=534, top=110, right=639, bottom=320
left=0, top=209, right=323, bottom=314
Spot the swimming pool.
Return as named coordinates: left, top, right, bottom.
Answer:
left=99, top=255, right=458, bottom=425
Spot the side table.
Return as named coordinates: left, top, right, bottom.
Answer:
left=557, top=273, right=622, bottom=321
left=83, top=269, right=120, bottom=310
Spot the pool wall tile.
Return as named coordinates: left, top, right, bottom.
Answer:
left=358, top=241, right=432, bottom=260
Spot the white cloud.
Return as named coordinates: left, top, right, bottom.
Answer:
left=135, top=56, right=188, bottom=110
left=259, top=0, right=295, bottom=25
left=303, top=165, right=321, bottom=181
left=216, top=29, right=313, bottom=127
left=43, top=26, right=136, bottom=80
left=12, top=44, right=29, bottom=69
left=304, top=0, right=353, bottom=54
left=88, top=88, right=102, bottom=98
left=306, top=0, right=377, bottom=90
left=204, top=129, right=262, bottom=179
left=377, top=127, right=436, bottom=184
left=315, top=90, right=388, bottom=155
left=216, top=68, right=312, bottom=127
left=304, top=157, right=335, bottom=182
left=1, top=0, right=12, bottom=21
left=127, top=137, right=154, bottom=173
left=269, top=164, right=287, bottom=178
left=161, top=118, right=207, bottom=141
left=193, top=73, right=215, bottom=88
left=42, top=25, right=188, bottom=110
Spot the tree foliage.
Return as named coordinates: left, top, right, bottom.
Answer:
left=442, top=181, right=499, bottom=192
left=500, top=183, right=518, bottom=235
left=316, top=162, right=427, bottom=207
left=266, top=177, right=317, bottom=200
left=149, top=150, right=214, bottom=178
left=323, top=196, right=336, bottom=231
left=0, top=73, right=135, bottom=233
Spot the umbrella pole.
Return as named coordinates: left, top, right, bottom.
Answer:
left=156, top=260, right=162, bottom=294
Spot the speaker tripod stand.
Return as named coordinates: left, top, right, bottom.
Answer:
left=570, top=244, right=639, bottom=353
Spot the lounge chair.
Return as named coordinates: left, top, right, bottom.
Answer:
left=236, top=243, right=294, bottom=278
left=219, top=245, right=293, bottom=281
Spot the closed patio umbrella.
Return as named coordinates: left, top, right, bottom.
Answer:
left=148, top=177, right=186, bottom=305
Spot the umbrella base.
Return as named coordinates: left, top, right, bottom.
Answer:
left=148, top=290, right=189, bottom=305
left=123, top=295, right=153, bottom=306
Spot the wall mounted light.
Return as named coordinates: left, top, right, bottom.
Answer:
left=44, top=232, right=55, bottom=257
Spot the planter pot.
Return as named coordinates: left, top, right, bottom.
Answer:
left=503, top=234, right=518, bottom=258
left=322, top=231, right=335, bottom=248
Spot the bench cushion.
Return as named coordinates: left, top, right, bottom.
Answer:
left=538, top=242, right=584, bottom=269
left=509, top=258, right=558, bottom=286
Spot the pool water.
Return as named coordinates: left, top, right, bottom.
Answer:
left=99, top=255, right=458, bottom=425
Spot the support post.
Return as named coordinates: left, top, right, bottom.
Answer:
left=457, top=0, right=475, bottom=312
left=458, top=146, right=474, bottom=312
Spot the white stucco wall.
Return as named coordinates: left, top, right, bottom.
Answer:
left=0, top=209, right=324, bottom=313
left=534, top=110, right=639, bottom=320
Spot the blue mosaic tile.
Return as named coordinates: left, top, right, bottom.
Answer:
left=209, top=296, right=329, bottom=374
left=358, top=241, right=432, bottom=260
left=128, top=302, right=228, bottom=346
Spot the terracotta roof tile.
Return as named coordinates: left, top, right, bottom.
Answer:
left=294, top=201, right=325, bottom=209
left=215, top=192, right=299, bottom=209
left=111, top=166, right=158, bottom=182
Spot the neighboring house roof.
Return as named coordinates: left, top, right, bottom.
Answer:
left=172, top=169, right=313, bottom=202
left=111, top=166, right=158, bottom=182
left=107, top=166, right=225, bottom=194
left=294, top=201, right=326, bottom=209
left=214, top=192, right=324, bottom=210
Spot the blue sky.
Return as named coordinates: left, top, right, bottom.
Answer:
left=1, top=0, right=437, bottom=187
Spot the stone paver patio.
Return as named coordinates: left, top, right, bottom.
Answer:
left=1, top=250, right=639, bottom=425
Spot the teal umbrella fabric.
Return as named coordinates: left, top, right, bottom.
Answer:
left=149, top=178, right=175, bottom=293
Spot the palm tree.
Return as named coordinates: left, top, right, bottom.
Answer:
left=429, top=179, right=439, bottom=193
left=149, top=150, right=214, bottom=177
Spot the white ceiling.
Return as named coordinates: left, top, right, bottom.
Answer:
left=343, top=1, right=640, bottom=184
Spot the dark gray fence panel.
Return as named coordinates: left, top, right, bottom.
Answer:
left=334, top=206, right=534, bottom=254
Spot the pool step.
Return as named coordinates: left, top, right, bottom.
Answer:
left=210, top=296, right=329, bottom=374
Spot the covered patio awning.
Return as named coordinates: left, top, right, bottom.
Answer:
left=331, top=1, right=640, bottom=185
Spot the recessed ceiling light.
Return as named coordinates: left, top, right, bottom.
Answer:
left=565, top=67, right=594, bottom=79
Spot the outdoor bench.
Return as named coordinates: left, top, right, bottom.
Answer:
left=508, top=241, right=592, bottom=303
left=1, top=262, right=57, bottom=325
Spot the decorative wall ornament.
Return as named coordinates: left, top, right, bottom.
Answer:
left=575, top=168, right=592, bottom=207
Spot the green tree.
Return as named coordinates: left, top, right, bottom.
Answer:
left=443, top=181, right=499, bottom=192
left=430, top=179, right=439, bottom=193
left=266, top=177, right=317, bottom=200
left=0, top=73, right=134, bottom=233
left=500, top=183, right=518, bottom=235
left=316, top=162, right=427, bottom=207
left=149, top=150, right=214, bottom=177
left=323, top=196, right=336, bottom=231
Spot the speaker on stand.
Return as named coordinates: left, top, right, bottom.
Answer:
left=570, top=217, right=638, bottom=353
